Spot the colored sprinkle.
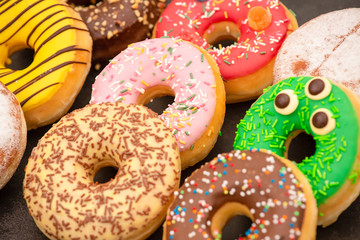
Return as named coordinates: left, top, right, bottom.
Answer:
left=289, top=9, right=296, bottom=17
left=224, top=60, right=231, bottom=65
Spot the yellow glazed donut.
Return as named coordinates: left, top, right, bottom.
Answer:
left=0, top=0, right=92, bottom=130
left=0, top=81, right=27, bottom=190
left=23, top=102, right=181, bottom=240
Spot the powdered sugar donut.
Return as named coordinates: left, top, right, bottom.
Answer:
left=0, top=82, right=27, bottom=190
left=273, top=8, right=360, bottom=95
left=91, top=38, right=226, bottom=169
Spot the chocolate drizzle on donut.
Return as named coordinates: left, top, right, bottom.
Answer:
left=312, top=111, right=328, bottom=129
left=275, top=93, right=290, bottom=109
left=0, top=0, right=90, bottom=107
left=308, top=78, right=325, bottom=96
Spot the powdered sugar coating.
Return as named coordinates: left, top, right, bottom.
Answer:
left=0, top=85, right=22, bottom=172
left=273, top=8, right=360, bottom=95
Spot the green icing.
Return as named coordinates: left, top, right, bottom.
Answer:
left=233, top=76, right=359, bottom=205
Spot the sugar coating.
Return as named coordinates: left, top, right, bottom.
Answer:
left=273, top=8, right=360, bottom=95
left=0, top=86, right=20, bottom=172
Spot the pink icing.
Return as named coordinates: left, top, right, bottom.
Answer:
left=91, top=38, right=218, bottom=151
left=155, top=0, right=290, bottom=80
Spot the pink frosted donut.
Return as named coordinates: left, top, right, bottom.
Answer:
left=153, top=0, right=298, bottom=102
left=273, top=8, right=360, bottom=96
left=91, top=38, right=226, bottom=169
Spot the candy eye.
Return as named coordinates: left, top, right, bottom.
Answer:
left=274, top=89, right=299, bottom=115
left=305, top=77, right=332, bottom=100
left=310, top=108, right=336, bottom=135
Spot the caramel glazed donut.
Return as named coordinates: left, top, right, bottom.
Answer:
left=0, top=0, right=92, bottom=130
left=0, top=82, right=27, bottom=190
left=64, top=0, right=166, bottom=67
left=164, top=150, right=317, bottom=240
left=23, top=102, right=181, bottom=240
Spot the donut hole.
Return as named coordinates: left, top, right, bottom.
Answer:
left=286, top=130, right=316, bottom=164
left=6, top=48, right=34, bottom=70
left=203, top=21, right=240, bottom=49
left=222, top=215, right=253, bottom=239
left=211, top=202, right=254, bottom=239
left=93, top=166, right=118, bottom=184
left=138, top=85, right=175, bottom=115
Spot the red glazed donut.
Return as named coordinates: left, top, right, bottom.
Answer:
left=153, top=0, right=298, bottom=103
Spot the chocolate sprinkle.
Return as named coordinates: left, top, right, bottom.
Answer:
left=312, top=111, right=328, bottom=128
left=275, top=93, right=290, bottom=109
left=309, top=78, right=325, bottom=96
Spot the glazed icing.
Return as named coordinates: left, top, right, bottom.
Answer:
left=165, top=150, right=310, bottom=239
left=234, top=76, right=360, bottom=207
left=91, top=38, right=218, bottom=151
left=154, top=0, right=290, bottom=80
left=24, top=102, right=181, bottom=240
left=0, top=0, right=90, bottom=111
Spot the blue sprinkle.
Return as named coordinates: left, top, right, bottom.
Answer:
left=189, top=219, right=193, bottom=223
left=290, top=223, right=294, bottom=227
left=223, top=171, right=227, bottom=175
left=271, top=179, right=275, bottom=183
left=205, top=191, right=209, bottom=195
left=279, top=185, right=283, bottom=189
left=280, top=173, right=284, bottom=177
left=193, top=190, right=197, bottom=194
left=170, top=236, right=174, bottom=239
left=282, top=178, right=286, bottom=182
left=224, top=163, right=228, bottom=167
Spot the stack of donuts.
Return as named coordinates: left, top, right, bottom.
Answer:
left=0, top=0, right=360, bottom=239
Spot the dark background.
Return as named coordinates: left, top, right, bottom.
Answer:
left=1, top=0, right=360, bottom=239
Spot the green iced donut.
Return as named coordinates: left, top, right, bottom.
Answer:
left=233, top=76, right=360, bottom=226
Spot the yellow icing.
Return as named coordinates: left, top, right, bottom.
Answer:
left=0, top=0, right=89, bottom=112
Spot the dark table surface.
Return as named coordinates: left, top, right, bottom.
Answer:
left=1, top=0, right=360, bottom=239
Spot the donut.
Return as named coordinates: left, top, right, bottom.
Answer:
left=233, top=76, right=360, bottom=226
left=0, top=0, right=92, bottom=130
left=153, top=0, right=298, bottom=103
left=23, top=102, right=181, bottom=240
left=90, top=38, right=226, bottom=169
left=64, top=0, right=166, bottom=67
left=164, top=149, right=317, bottom=239
left=273, top=8, right=360, bottom=96
left=0, top=82, right=27, bottom=190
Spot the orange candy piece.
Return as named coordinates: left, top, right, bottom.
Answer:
left=248, top=6, right=272, bottom=31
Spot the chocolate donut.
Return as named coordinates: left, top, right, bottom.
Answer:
left=65, top=0, right=166, bottom=67
left=164, top=150, right=317, bottom=239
